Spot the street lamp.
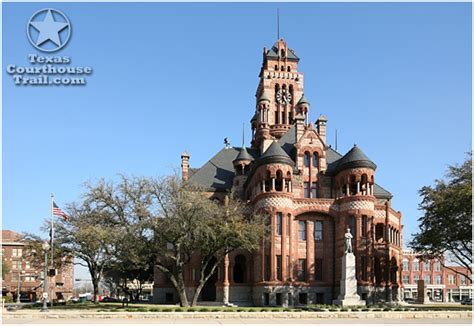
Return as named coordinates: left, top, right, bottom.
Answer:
left=41, top=242, right=50, bottom=312
left=16, top=257, right=22, bottom=304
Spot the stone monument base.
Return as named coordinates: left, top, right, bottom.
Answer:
left=332, top=251, right=366, bottom=306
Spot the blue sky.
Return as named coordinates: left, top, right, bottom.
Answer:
left=3, top=2, right=471, bottom=248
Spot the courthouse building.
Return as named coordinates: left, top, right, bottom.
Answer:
left=400, top=249, right=472, bottom=303
left=154, top=38, right=403, bottom=306
left=1, top=230, right=74, bottom=302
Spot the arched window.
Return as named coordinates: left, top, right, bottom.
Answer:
left=275, top=170, right=283, bottom=191
left=233, top=255, right=247, bottom=283
left=287, top=66, right=291, bottom=72
left=281, top=65, right=284, bottom=71
left=265, top=171, right=271, bottom=192
left=350, top=175, right=357, bottom=195
left=286, top=171, right=292, bottom=192
left=304, top=152, right=310, bottom=167
left=275, top=65, right=278, bottom=71
left=312, top=153, right=319, bottom=168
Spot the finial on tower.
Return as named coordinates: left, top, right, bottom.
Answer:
left=242, top=123, right=245, bottom=147
left=277, top=8, right=280, bottom=40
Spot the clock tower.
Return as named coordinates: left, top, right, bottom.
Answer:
left=251, top=39, right=308, bottom=151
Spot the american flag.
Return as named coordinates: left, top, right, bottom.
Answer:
left=53, top=201, right=69, bottom=221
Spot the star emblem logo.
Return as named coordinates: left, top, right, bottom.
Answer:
left=27, top=8, right=71, bottom=52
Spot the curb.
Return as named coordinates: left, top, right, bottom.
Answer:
left=2, top=311, right=472, bottom=319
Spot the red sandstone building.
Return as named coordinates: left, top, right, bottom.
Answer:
left=1, top=230, right=74, bottom=302
left=154, top=38, right=403, bottom=306
left=401, top=249, right=472, bottom=302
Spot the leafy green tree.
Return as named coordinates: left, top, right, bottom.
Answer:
left=410, top=153, right=472, bottom=280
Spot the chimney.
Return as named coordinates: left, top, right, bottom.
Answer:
left=181, top=151, right=190, bottom=182
left=316, top=114, right=328, bottom=144
left=295, top=113, right=305, bottom=143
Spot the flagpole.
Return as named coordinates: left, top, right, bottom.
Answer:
left=50, top=193, right=54, bottom=307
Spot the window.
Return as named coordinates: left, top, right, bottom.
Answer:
left=298, top=221, right=306, bottom=240
left=304, top=152, right=310, bottom=167
left=413, top=261, right=420, bottom=272
left=311, top=182, right=317, bottom=198
left=314, top=221, right=323, bottom=240
left=460, top=275, right=467, bottom=285
left=435, top=275, right=442, bottom=285
left=276, top=255, right=282, bottom=281
left=304, top=182, right=310, bottom=198
left=276, top=213, right=282, bottom=236
left=12, top=248, right=22, bottom=257
left=423, top=262, right=431, bottom=272
left=265, top=255, right=271, bottom=281
left=312, top=153, right=319, bottom=168
left=348, top=216, right=356, bottom=238
left=414, top=274, right=420, bottom=283
left=434, top=261, right=441, bottom=272
left=25, top=261, right=31, bottom=269
left=448, top=275, right=455, bottom=285
left=275, top=111, right=279, bottom=124
left=402, top=261, right=409, bottom=272
left=361, top=215, right=367, bottom=236
left=360, top=256, right=367, bottom=281
left=315, top=258, right=323, bottom=281
left=424, top=275, right=431, bottom=284
left=402, top=275, right=410, bottom=284
left=297, top=259, right=307, bottom=281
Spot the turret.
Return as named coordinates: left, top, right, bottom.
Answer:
left=296, top=94, right=310, bottom=125
left=181, top=151, right=190, bottom=182
left=316, top=114, right=327, bottom=144
left=334, top=145, right=376, bottom=198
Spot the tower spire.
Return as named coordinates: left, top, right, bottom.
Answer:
left=277, top=8, right=280, bottom=40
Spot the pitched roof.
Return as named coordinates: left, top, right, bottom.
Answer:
left=335, top=145, right=377, bottom=173
left=266, top=43, right=299, bottom=61
left=257, top=90, right=271, bottom=103
left=188, top=147, right=259, bottom=191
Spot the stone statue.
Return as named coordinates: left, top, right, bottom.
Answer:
left=344, top=228, right=353, bottom=253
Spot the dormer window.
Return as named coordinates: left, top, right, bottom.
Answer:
left=281, top=49, right=286, bottom=58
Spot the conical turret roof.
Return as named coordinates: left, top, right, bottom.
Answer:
left=233, top=146, right=253, bottom=163
left=258, top=90, right=271, bottom=103
left=258, top=141, right=294, bottom=167
left=335, top=145, right=376, bottom=173
left=297, top=94, right=310, bottom=106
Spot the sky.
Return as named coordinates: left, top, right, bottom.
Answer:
left=3, top=2, right=472, bottom=280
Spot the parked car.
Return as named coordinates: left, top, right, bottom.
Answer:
left=461, top=298, right=472, bottom=305
left=99, top=296, right=120, bottom=303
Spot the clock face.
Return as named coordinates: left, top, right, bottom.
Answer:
left=276, top=89, right=292, bottom=104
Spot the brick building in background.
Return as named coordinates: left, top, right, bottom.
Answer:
left=1, top=230, right=74, bottom=302
left=401, top=249, right=472, bottom=302
left=154, top=38, right=404, bottom=306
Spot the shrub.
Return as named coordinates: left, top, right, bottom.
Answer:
left=162, top=308, right=173, bottom=312
left=198, top=307, right=209, bottom=312
left=174, top=307, right=184, bottom=312
left=187, top=307, right=197, bottom=312
left=211, top=308, right=220, bottom=312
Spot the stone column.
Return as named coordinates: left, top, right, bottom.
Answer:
left=356, top=182, right=360, bottom=194
left=261, top=240, right=265, bottom=281
left=271, top=178, right=275, bottom=191
left=223, top=254, right=230, bottom=305
left=270, top=213, right=276, bottom=281
left=282, top=179, right=286, bottom=192
left=307, top=221, right=315, bottom=282
left=281, top=214, right=287, bottom=281
left=346, top=184, right=350, bottom=196
left=288, top=180, right=292, bottom=192
left=288, top=215, right=294, bottom=280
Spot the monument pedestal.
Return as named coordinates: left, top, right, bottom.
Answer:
left=333, top=252, right=366, bottom=306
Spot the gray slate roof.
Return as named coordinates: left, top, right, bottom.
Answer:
left=266, top=43, right=299, bottom=61
left=258, top=141, right=294, bottom=167
left=234, top=146, right=253, bottom=162
left=188, top=147, right=259, bottom=191
left=334, top=145, right=377, bottom=173
left=188, top=128, right=391, bottom=198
